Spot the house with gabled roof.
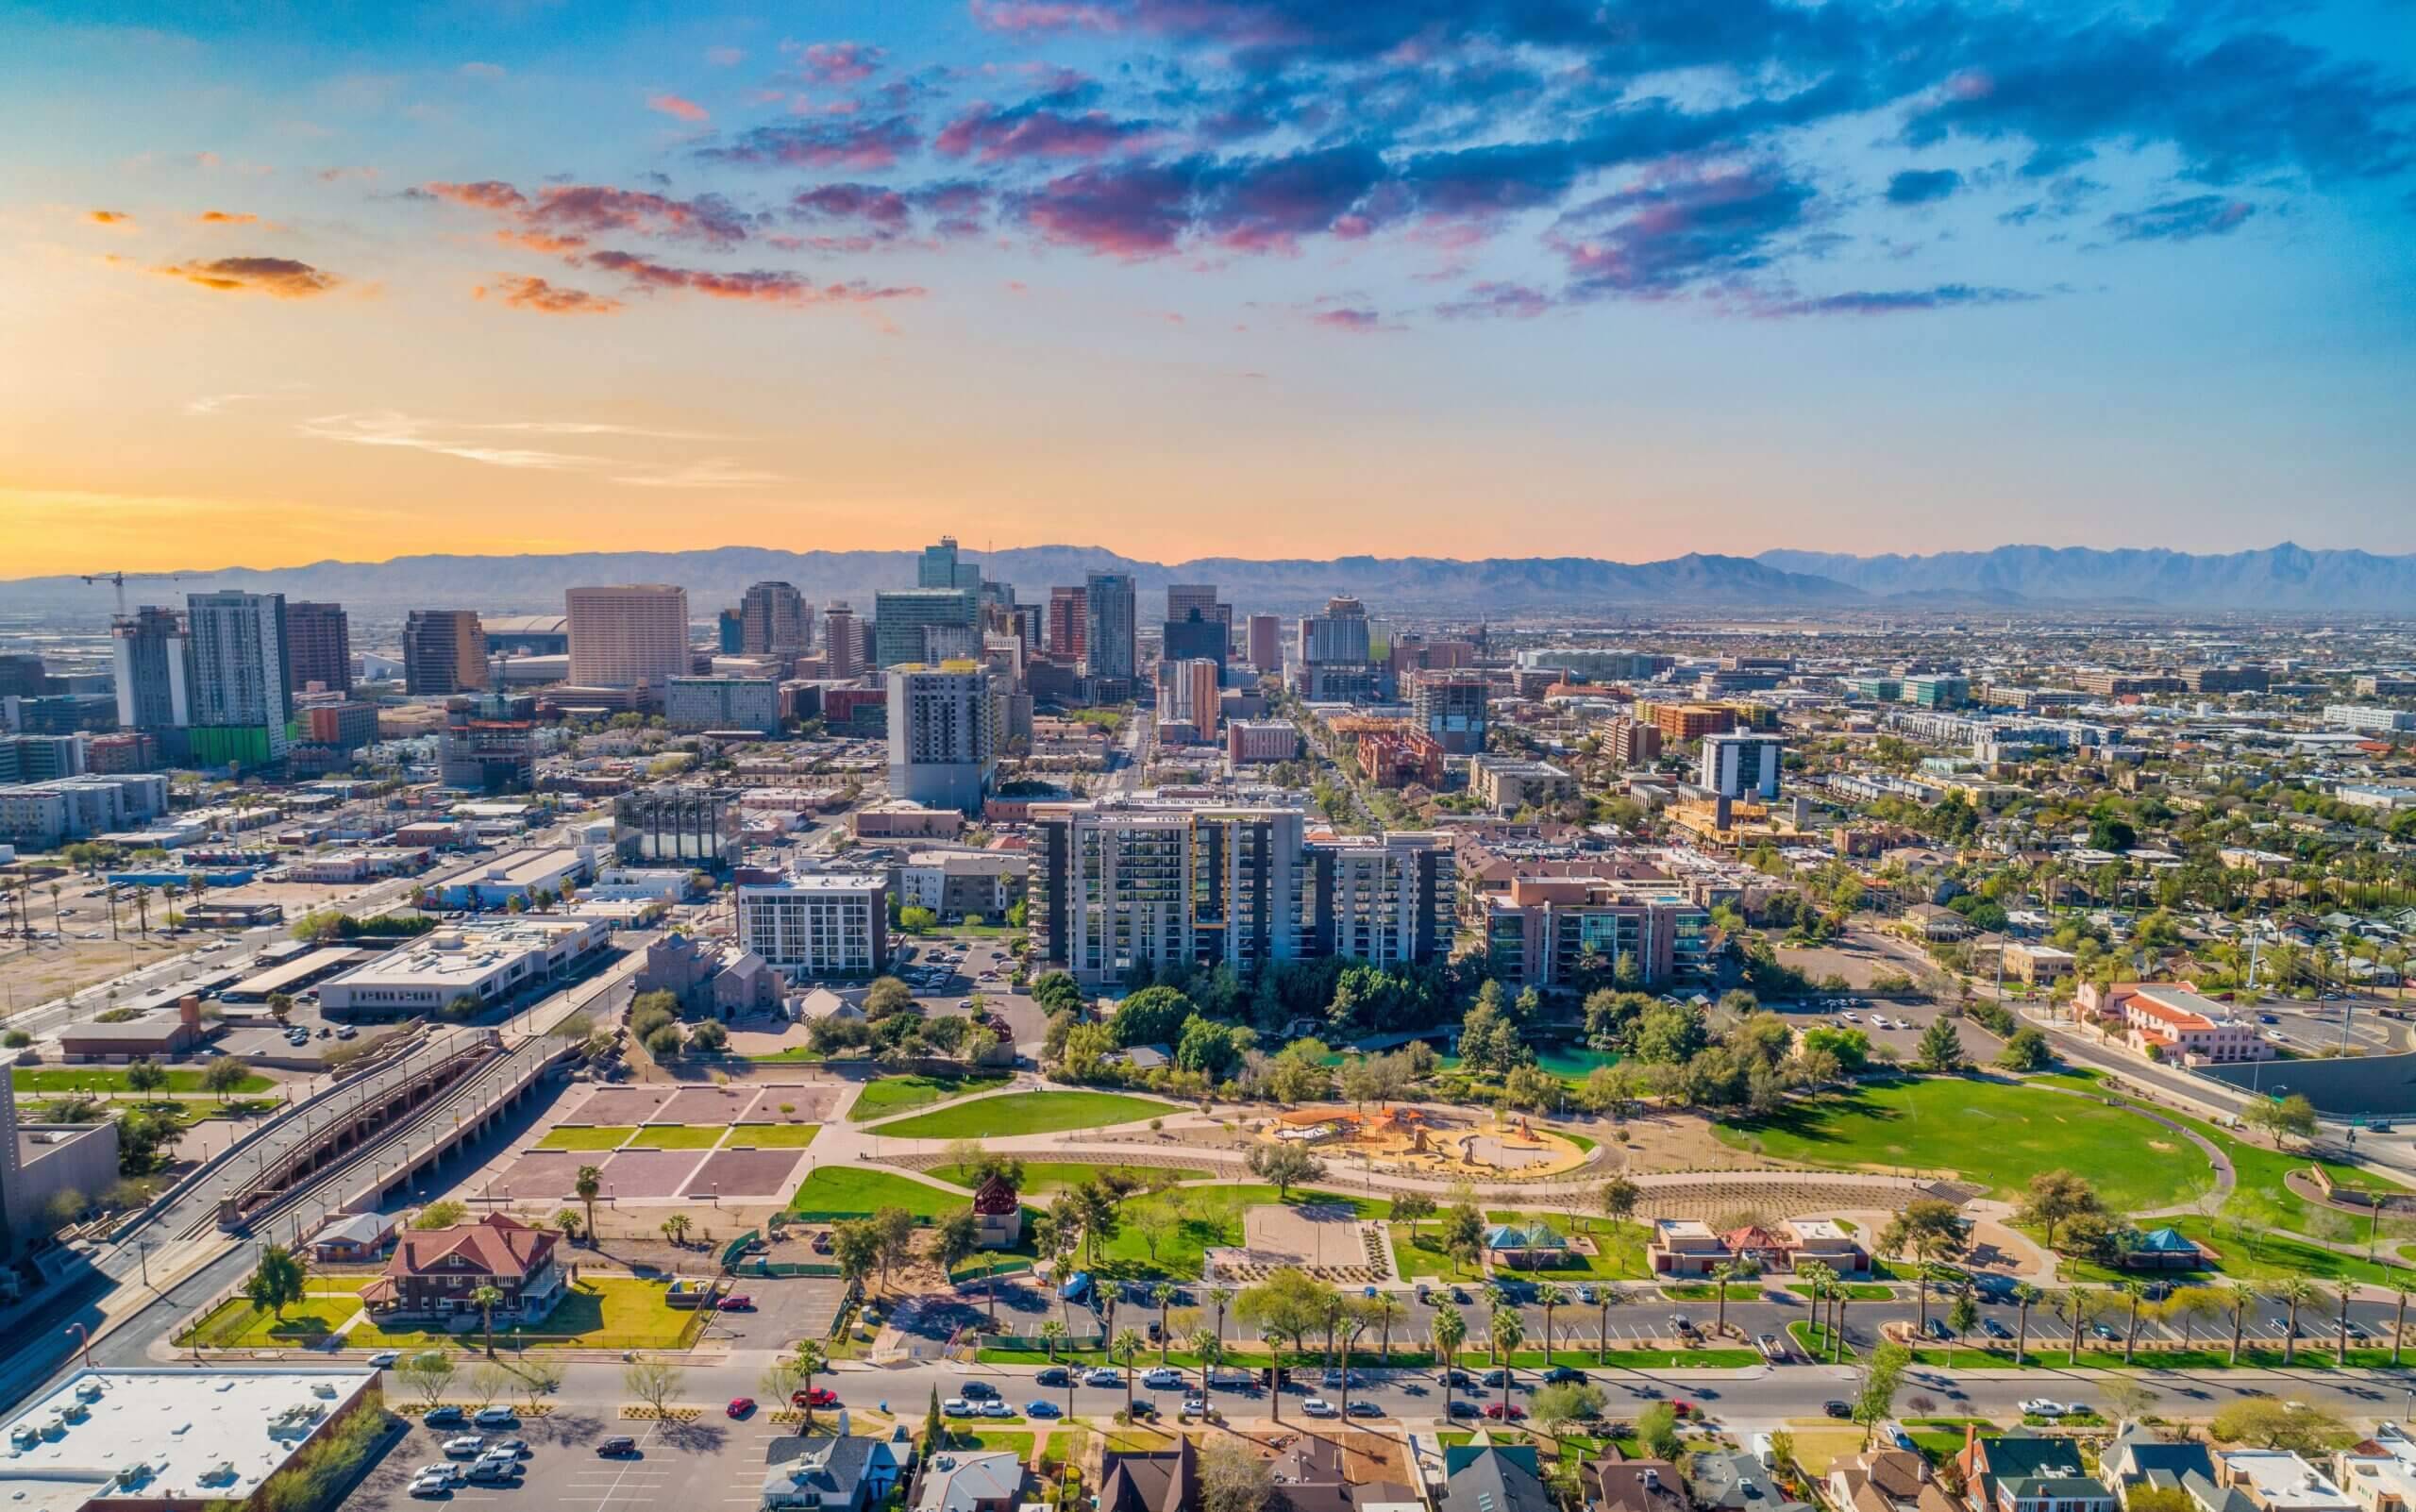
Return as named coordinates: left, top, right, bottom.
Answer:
left=361, top=1213, right=565, bottom=1325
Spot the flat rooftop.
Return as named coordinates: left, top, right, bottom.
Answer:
left=331, top=919, right=589, bottom=985
left=0, top=1369, right=378, bottom=1512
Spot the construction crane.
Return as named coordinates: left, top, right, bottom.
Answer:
left=80, top=570, right=188, bottom=617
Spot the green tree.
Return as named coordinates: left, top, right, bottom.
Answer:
left=1914, top=1017, right=1966, bottom=1072
left=243, top=1242, right=307, bottom=1319
left=575, top=1165, right=602, bottom=1246
left=1636, top=1402, right=1682, bottom=1460
left=203, top=1055, right=253, bottom=1102
left=469, top=1284, right=505, bottom=1356
left=792, top=1341, right=829, bottom=1431
left=1245, top=1141, right=1325, bottom=1199
left=1851, top=1341, right=1914, bottom=1447
left=1431, top=1305, right=1468, bottom=1419
left=123, top=1058, right=168, bottom=1095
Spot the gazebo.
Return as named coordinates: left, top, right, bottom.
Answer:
left=971, top=1173, right=1024, bottom=1249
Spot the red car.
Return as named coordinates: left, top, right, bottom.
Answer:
left=1484, top=1403, right=1528, bottom=1421
left=727, top=1398, right=756, bottom=1419
left=792, top=1388, right=840, bottom=1409
left=719, top=1295, right=755, bottom=1311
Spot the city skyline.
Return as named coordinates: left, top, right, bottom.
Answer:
left=4, top=0, right=2412, bottom=574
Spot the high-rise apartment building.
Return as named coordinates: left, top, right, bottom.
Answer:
left=1083, top=571, right=1137, bottom=686
left=918, top=535, right=983, bottom=590
left=666, top=677, right=782, bottom=735
left=1156, top=658, right=1222, bottom=732
left=1644, top=702, right=1736, bottom=742
left=874, top=588, right=981, bottom=668
left=1482, top=876, right=1712, bottom=989
left=738, top=580, right=811, bottom=661
left=822, top=603, right=863, bottom=680
left=1027, top=798, right=1454, bottom=986
left=111, top=606, right=191, bottom=731
left=1700, top=731, right=1784, bottom=799
left=736, top=873, right=889, bottom=977
left=1602, top=717, right=1664, bottom=767
left=1246, top=613, right=1281, bottom=673
left=1408, top=669, right=1489, bottom=755
left=1046, top=586, right=1087, bottom=660
left=184, top=589, right=291, bottom=765
left=566, top=583, right=691, bottom=691
left=886, top=664, right=996, bottom=814
left=1162, top=609, right=1228, bottom=673
left=403, top=610, right=488, bottom=697
left=285, top=601, right=352, bottom=693
left=1299, top=596, right=1371, bottom=664
left=438, top=707, right=535, bottom=792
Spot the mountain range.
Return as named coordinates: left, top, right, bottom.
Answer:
left=3, top=543, right=2409, bottom=624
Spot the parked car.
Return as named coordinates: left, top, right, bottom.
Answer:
left=980, top=1401, right=1013, bottom=1419
left=473, top=1407, right=517, bottom=1428
left=1448, top=1400, right=1482, bottom=1419
left=1822, top=1401, right=1852, bottom=1420
left=794, top=1387, right=840, bottom=1408
left=597, top=1436, right=638, bottom=1457
left=961, top=1381, right=1000, bottom=1401
left=1922, top=1319, right=1952, bottom=1341
left=367, top=1352, right=400, bottom=1368
left=1085, top=1369, right=1123, bottom=1386
left=423, top=1407, right=465, bottom=1428
left=1301, top=1398, right=1338, bottom=1418
left=2090, top=1322, right=2121, bottom=1343
left=1541, top=1366, right=1588, bottom=1384
left=468, top=1459, right=520, bottom=1484
left=1026, top=1402, right=1061, bottom=1419
left=726, top=1398, right=756, bottom=1419
left=443, top=1437, right=486, bottom=1458
left=1481, top=1369, right=1517, bottom=1387
left=944, top=1399, right=977, bottom=1417
left=2020, top=1399, right=2071, bottom=1418
left=1034, top=1368, right=1070, bottom=1386
left=1982, top=1319, right=2011, bottom=1339
left=1484, top=1403, right=1529, bottom=1421
left=719, top=1295, right=755, bottom=1311
left=408, top=1474, right=454, bottom=1498
left=1347, top=1400, right=1384, bottom=1418
left=1144, top=1369, right=1185, bottom=1389
left=1445, top=1369, right=1481, bottom=1389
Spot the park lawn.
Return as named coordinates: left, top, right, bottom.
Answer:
left=351, top=1277, right=700, bottom=1351
left=875, top=1091, right=1179, bottom=1140
left=929, top=1161, right=1192, bottom=1193
left=2159, top=1215, right=2413, bottom=1287
left=180, top=1295, right=363, bottom=1347
left=535, top=1125, right=633, bottom=1151
left=788, top=1166, right=968, bottom=1221
left=1389, top=1228, right=1476, bottom=1281
left=2033, top=1070, right=2405, bottom=1229
left=1714, top=1076, right=2209, bottom=1212
left=14, top=1067, right=272, bottom=1095
left=847, top=1072, right=1015, bottom=1123
left=732, top=1123, right=822, bottom=1148
left=627, top=1124, right=726, bottom=1150
left=1091, top=1184, right=1388, bottom=1281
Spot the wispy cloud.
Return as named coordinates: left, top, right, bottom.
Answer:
left=646, top=92, right=710, bottom=123
left=155, top=255, right=344, bottom=297
left=474, top=275, right=626, bottom=314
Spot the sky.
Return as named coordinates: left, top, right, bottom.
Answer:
left=2, top=0, right=2412, bottom=577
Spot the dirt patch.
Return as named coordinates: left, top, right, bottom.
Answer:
left=686, top=1147, right=809, bottom=1201
left=0, top=935, right=210, bottom=1011
left=1590, top=1108, right=1769, bottom=1172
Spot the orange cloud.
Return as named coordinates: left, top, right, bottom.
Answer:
left=421, top=179, right=527, bottom=210
left=646, top=92, right=709, bottom=123
left=90, top=210, right=135, bottom=228
left=155, top=255, right=343, bottom=297
left=474, top=275, right=625, bottom=315
left=495, top=228, right=589, bottom=254
left=195, top=210, right=260, bottom=225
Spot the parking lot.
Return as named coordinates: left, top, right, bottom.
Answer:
left=346, top=1411, right=780, bottom=1512
left=893, top=937, right=1047, bottom=1047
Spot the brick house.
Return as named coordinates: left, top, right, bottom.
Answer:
left=361, top=1214, right=566, bottom=1326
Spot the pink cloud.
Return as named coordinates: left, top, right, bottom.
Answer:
left=584, top=249, right=922, bottom=308
left=646, top=92, right=710, bottom=123
left=475, top=275, right=625, bottom=314
left=792, top=41, right=884, bottom=84
left=969, top=0, right=1123, bottom=34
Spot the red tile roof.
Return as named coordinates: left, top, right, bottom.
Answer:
left=388, top=1213, right=557, bottom=1282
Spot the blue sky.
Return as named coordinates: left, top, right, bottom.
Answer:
left=2, top=0, right=2411, bottom=572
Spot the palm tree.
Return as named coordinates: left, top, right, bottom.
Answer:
left=2273, top=1278, right=2318, bottom=1367
left=1535, top=1281, right=1569, bottom=1362
left=2011, top=1283, right=2041, bottom=1366
left=1111, top=1329, right=1145, bottom=1421
left=2116, top=1280, right=2145, bottom=1365
left=1595, top=1283, right=1617, bottom=1368
left=2332, top=1281, right=2356, bottom=1366
left=1432, top=1306, right=1468, bottom=1419
left=1153, top=1284, right=1177, bottom=1364
left=1208, top=1285, right=1233, bottom=1354
left=1490, top=1305, right=1525, bottom=1421
left=2224, top=1284, right=2257, bottom=1367
left=2064, top=1286, right=2092, bottom=1364
left=2391, top=1276, right=2415, bottom=1369
left=576, top=1166, right=602, bottom=1246
left=470, top=1285, right=505, bottom=1355
left=1191, top=1329, right=1222, bottom=1406
left=794, top=1341, right=828, bottom=1432
left=661, top=1213, right=692, bottom=1248
left=1335, top=1317, right=1366, bottom=1421
left=1037, top=1319, right=1068, bottom=1365
left=1367, top=1292, right=1404, bottom=1363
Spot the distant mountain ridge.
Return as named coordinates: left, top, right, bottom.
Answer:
left=3, top=542, right=2408, bottom=623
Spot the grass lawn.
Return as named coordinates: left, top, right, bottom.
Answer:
left=732, top=1123, right=822, bottom=1148
left=876, top=1091, right=1178, bottom=1139
left=787, top=1166, right=967, bottom=1221
left=14, top=1067, right=272, bottom=1095
left=534, top=1125, right=633, bottom=1151
left=1788, top=1319, right=1855, bottom=1360
left=847, top=1072, right=1015, bottom=1123
left=627, top=1124, right=726, bottom=1150
left=1787, top=1283, right=1895, bottom=1302
left=1076, top=1185, right=1388, bottom=1281
left=929, top=1161, right=1192, bottom=1193
left=1904, top=1420, right=1997, bottom=1464
left=1715, top=1076, right=2211, bottom=1211
left=937, top=1429, right=1033, bottom=1457
left=179, top=1295, right=363, bottom=1347
left=351, top=1276, right=701, bottom=1351
left=1389, top=1228, right=1476, bottom=1281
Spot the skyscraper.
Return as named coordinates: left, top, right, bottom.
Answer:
left=1247, top=613, right=1281, bottom=673
left=1165, top=583, right=1226, bottom=625
left=1083, top=571, right=1136, bottom=686
left=1701, top=731, right=1785, bottom=799
left=873, top=587, right=979, bottom=668
left=111, top=605, right=191, bottom=731
left=566, top=583, right=691, bottom=690
left=822, top=602, right=862, bottom=680
left=1046, top=585, right=1087, bottom=660
left=739, top=580, right=811, bottom=660
left=1162, top=608, right=1228, bottom=672
left=185, top=589, right=291, bottom=765
left=403, top=610, right=489, bottom=696
left=918, top=535, right=982, bottom=590
left=285, top=600, right=353, bottom=693
left=886, top=663, right=997, bottom=814
left=1408, top=668, right=1489, bottom=755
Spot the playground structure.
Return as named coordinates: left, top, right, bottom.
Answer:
left=1255, top=1103, right=1591, bottom=1181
